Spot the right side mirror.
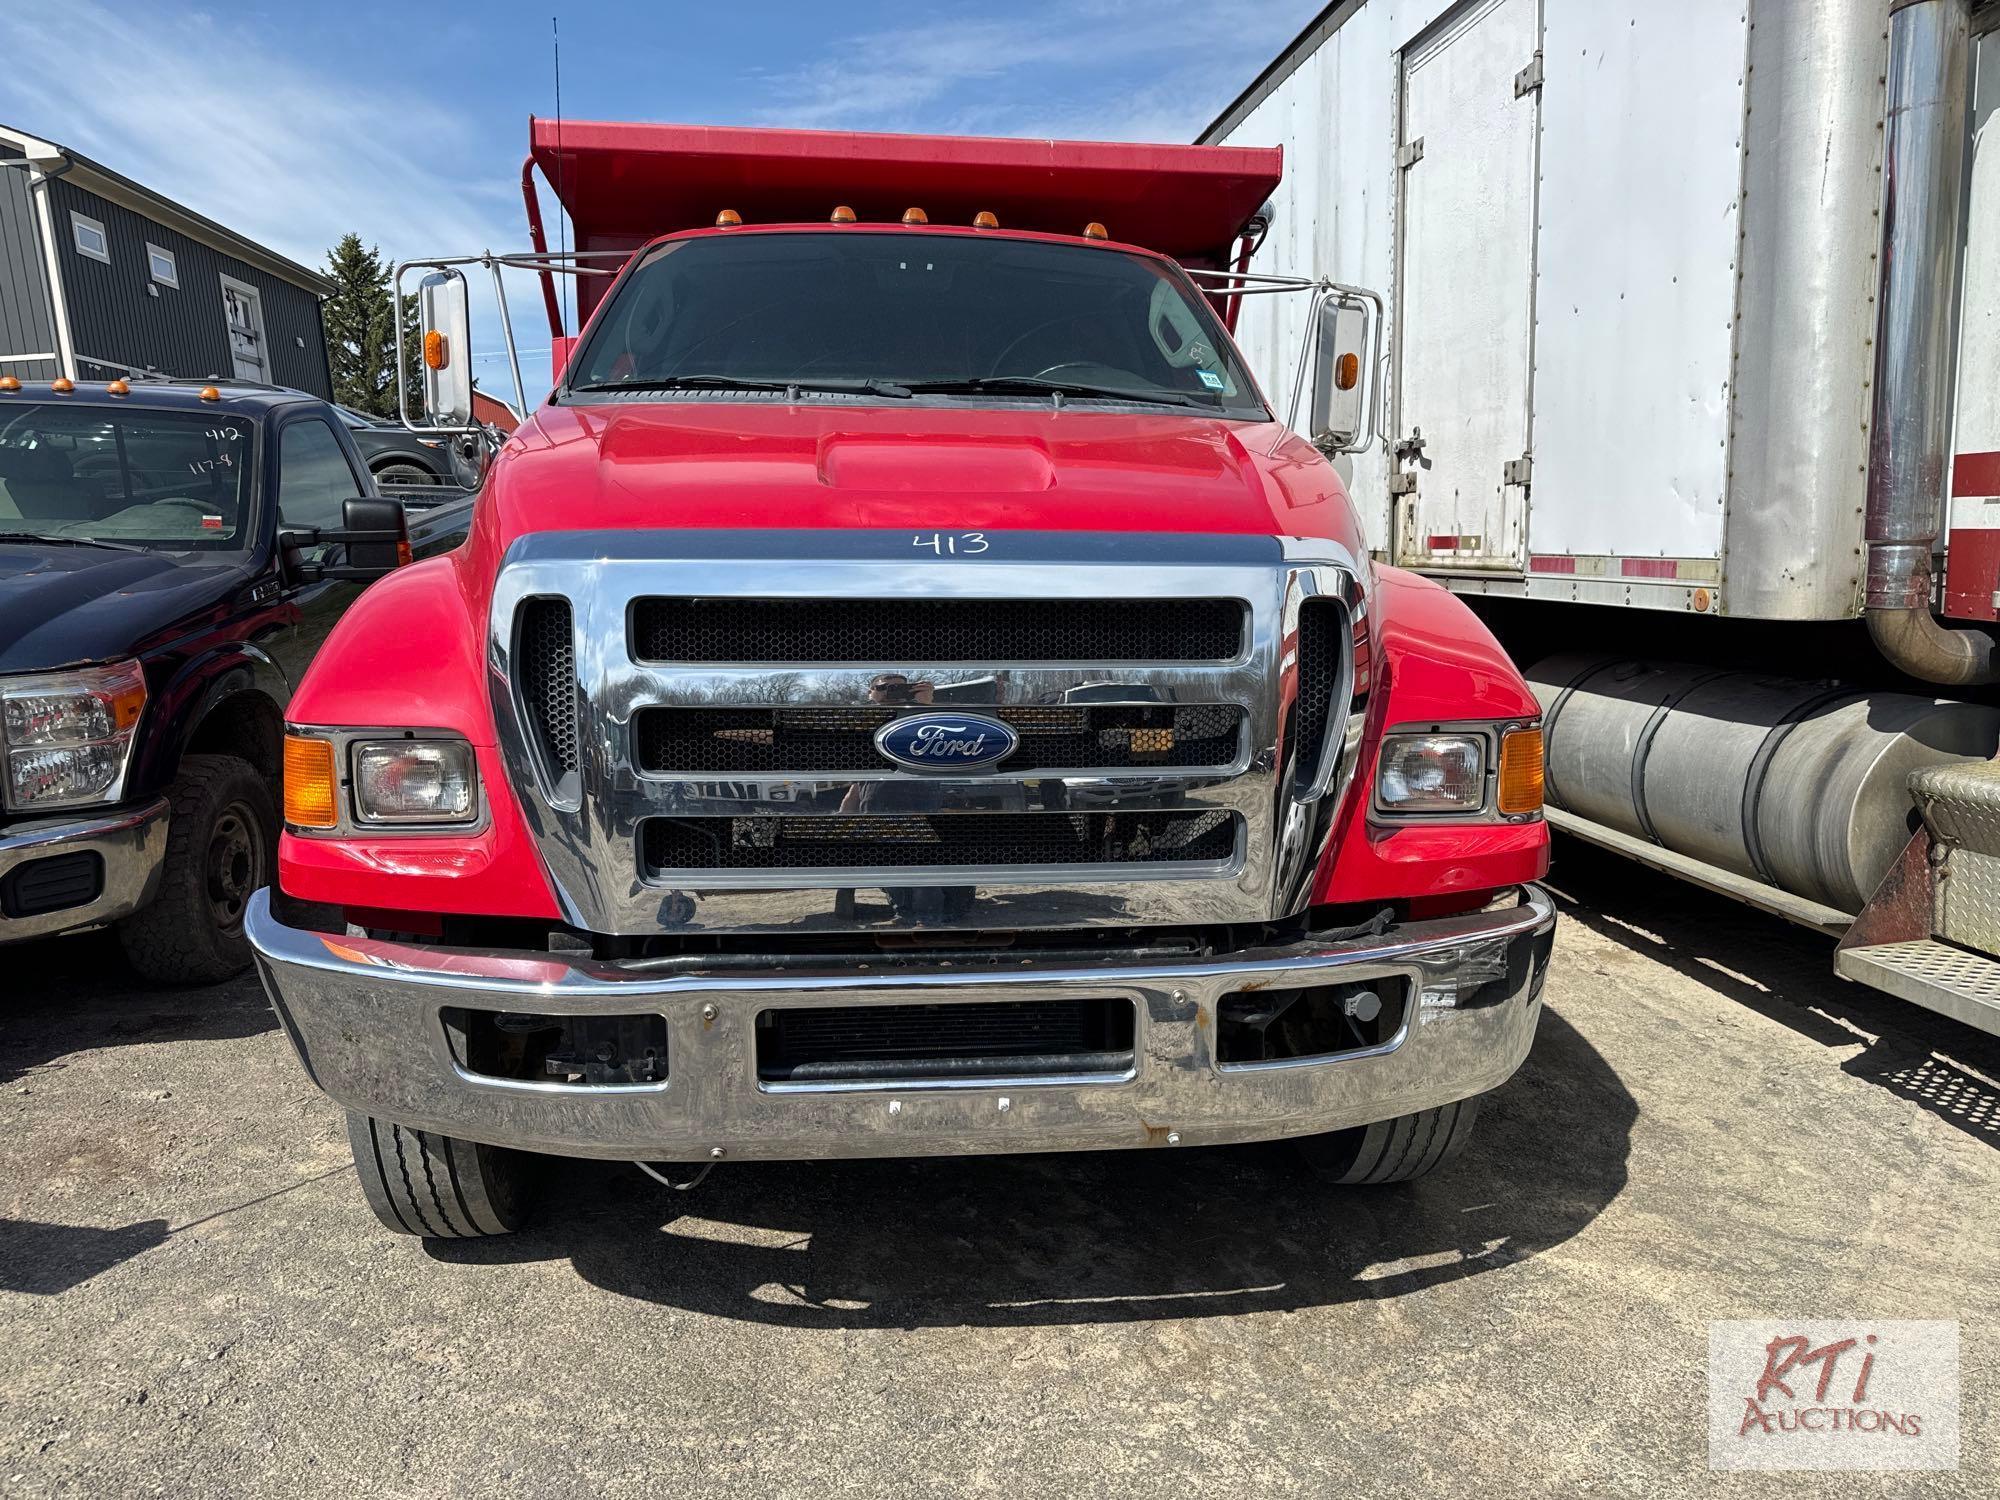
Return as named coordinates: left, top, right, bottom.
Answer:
left=1309, top=296, right=1371, bottom=453
left=418, top=270, right=474, bottom=428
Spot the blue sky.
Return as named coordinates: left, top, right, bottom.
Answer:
left=0, top=1, right=1318, bottom=403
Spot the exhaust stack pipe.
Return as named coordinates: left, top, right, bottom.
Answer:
left=1865, top=0, right=1996, bottom=684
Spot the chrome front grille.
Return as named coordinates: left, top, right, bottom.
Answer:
left=488, top=529, right=1364, bottom=936
left=631, top=596, right=1247, bottom=663
left=633, top=704, right=1246, bottom=775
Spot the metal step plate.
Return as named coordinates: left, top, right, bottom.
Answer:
left=1910, top=759, right=2000, bottom=855
left=1836, top=939, right=2000, bottom=1036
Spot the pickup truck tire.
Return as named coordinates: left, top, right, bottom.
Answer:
left=1297, top=1096, right=1482, bottom=1186
left=346, top=1113, right=528, bottom=1238
left=116, top=754, right=275, bottom=985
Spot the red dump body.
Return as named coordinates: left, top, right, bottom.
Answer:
left=522, top=119, right=1283, bottom=333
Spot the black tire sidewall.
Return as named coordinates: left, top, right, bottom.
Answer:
left=118, top=754, right=277, bottom=984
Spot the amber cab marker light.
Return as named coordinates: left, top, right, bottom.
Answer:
left=972, top=210, right=999, bottom=229
left=422, top=330, right=449, bottom=371
left=0, top=375, right=19, bottom=393
left=1083, top=221, right=1108, bottom=240
left=199, top=385, right=221, bottom=402
left=283, top=735, right=340, bottom=830
left=715, top=208, right=742, bottom=228
left=106, top=378, right=130, bottom=396
left=50, top=376, right=74, bottom=393
left=830, top=205, right=857, bottom=223
left=902, top=207, right=928, bottom=225
left=1497, top=727, right=1546, bottom=816
left=1334, top=352, right=1360, bottom=392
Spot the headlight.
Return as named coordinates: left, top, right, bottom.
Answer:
left=0, top=661, right=147, bottom=812
left=1376, top=733, right=1486, bottom=814
left=350, top=739, right=478, bottom=825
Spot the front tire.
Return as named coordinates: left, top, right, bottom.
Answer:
left=346, top=1113, right=529, bottom=1238
left=1298, top=1097, right=1482, bottom=1185
left=116, top=754, right=274, bottom=984
left=371, top=459, right=438, bottom=487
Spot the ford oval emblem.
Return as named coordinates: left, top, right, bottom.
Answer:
left=874, top=712, right=1019, bottom=773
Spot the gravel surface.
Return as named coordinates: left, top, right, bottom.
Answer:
left=2, top=842, right=1995, bottom=1497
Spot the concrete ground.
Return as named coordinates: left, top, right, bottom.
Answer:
left=1, top=842, right=1994, bottom=1498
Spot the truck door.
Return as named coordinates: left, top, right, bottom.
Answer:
left=1391, top=0, right=1540, bottom=574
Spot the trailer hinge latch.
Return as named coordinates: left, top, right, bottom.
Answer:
left=1514, top=53, right=1544, bottom=98
left=1396, top=137, right=1425, bottom=170
left=1389, top=472, right=1419, bottom=496
left=1504, top=455, right=1533, bottom=487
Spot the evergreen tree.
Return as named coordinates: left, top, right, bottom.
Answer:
left=321, top=234, right=420, bottom=417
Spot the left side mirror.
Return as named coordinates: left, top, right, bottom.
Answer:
left=1309, top=296, right=1370, bottom=452
left=280, top=497, right=410, bottom=583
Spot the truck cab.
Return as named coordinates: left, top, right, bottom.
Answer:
left=244, top=124, right=1555, bottom=1239
left=0, top=377, right=465, bottom=980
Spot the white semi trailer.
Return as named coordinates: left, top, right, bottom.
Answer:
left=1208, top=0, right=2000, bottom=1033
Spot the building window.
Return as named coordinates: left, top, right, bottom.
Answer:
left=146, top=243, right=178, bottom=289
left=71, top=212, right=109, bottom=264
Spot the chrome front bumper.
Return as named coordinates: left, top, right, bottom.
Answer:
left=0, top=797, right=171, bottom=944
left=245, top=885, right=1556, bottom=1162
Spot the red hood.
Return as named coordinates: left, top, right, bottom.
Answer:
left=478, top=402, right=1359, bottom=547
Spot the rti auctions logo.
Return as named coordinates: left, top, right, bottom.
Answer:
left=1709, top=1321, right=1959, bottom=1472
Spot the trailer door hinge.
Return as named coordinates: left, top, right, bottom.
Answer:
left=1514, top=53, right=1543, bottom=97
left=1396, top=137, right=1425, bottom=170
left=1389, top=472, right=1419, bottom=496
left=1504, top=455, right=1533, bottom=486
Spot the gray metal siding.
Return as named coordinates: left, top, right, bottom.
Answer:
left=48, top=178, right=331, bottom=396
left=0, top=142, right=58, bottom=363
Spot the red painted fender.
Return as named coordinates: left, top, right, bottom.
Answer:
left=1313, top=565, right=1550, bottom=906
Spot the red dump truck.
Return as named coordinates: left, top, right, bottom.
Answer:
left=245, top=122, right=1555, bottom=1239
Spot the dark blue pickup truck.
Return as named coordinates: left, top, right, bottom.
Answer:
left=0, top=378, right=471, bottom=981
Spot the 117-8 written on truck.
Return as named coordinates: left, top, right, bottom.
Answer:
left=243, top=123, right=1555, bottom=1239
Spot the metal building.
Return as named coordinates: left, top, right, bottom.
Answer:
left=0, top=124, right=332, bottom=394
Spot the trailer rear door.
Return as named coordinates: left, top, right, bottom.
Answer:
left=1391, top=0, right=1540, bottom=574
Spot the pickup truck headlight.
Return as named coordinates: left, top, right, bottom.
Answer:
left=1375, top=733, right=1486, bottom=814
left=350, top=739, right=478, bottom=825
left=0, top=661, right=148, bottom=812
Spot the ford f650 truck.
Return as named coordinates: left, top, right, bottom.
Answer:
left=244, top=122, right=1555, bottom=1239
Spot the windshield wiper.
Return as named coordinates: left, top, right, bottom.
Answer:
left=571, top=375, right=912, bottom=399
left=0, top=531, right=148, bottom=554
left=900, top=376, right=1210, bottom=409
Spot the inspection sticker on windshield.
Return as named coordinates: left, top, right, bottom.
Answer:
left=201, top=515, right=224, bottom=530
left=1196, top=370, right=1225, bottom=391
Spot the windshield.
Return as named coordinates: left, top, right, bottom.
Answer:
left=0, top=403, right=255, bottom=551
left=567, top=231, right=1266, bottom=417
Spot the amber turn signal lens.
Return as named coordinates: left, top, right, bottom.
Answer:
left=1083, top=221, right=1108, bottom=240
left=715, top=208, right=743, bottom=228
left=1334, top=352, right=1360, bottom=392
left=283, top=735, right=339, bottom=829
left=972, top=210, right=999, bottom=229
left=1497, top=727, right=1545, bottom=816
left=830, top=205, right=857, bottom=223
left=423, top=330, right=449, bottom=371
left=902, top=207, right=929, bottom=225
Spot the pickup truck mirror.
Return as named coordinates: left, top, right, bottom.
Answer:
left=279, top=497, right=411, bottom=583
left=418, top=270, right=474, bottom=428
left=1309, top=296, right=1371, bottom=452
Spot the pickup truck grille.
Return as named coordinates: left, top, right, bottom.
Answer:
left=491, top=532, right=1359, bottom=936
left=643, top=810, right=1238, bottom=873
left=630, top=597, right=1246, bottom=663
left=634, top=704, right=1245, bottom=774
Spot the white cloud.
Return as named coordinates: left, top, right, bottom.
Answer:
left=0, top=0, right=555, bottom=403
